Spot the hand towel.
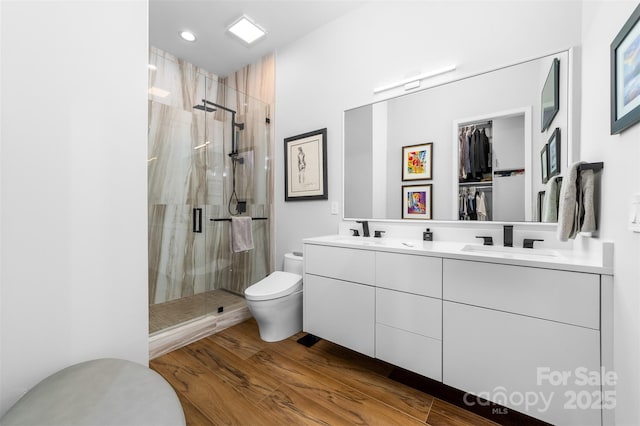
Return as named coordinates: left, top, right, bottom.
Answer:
left=557, top=161, right=585, bottom=241
left=580, top=169, right=596, bottom=233
left=542, top=176, right=560, bottom=223
left=230, top=217, right=254, bottom=253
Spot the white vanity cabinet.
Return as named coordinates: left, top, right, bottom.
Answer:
left=442, top=259, right=602, bottom=426
left=375, top=252, right=443, bottom=380
left=303, top=237, right=611, bottom=426
left=303, top=244, right=376, bottom=356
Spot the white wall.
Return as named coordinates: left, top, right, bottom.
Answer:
left=275, top=1, right=582, bottom=263
left=0, top=1, right=149, bottom=415
left=275, top=1, right=639, bottom=424
left=580, top=2, right=640, bottom=425
left=493, top=115, right=526, bottom=222
left=344, top=105, right=373, bottom=218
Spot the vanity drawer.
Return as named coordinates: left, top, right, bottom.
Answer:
left=304, top=274, right=375, bottom=357
left=304, top=244, right=375, bottom=285
left=443, top=259, right=600, bottom=329
left=375, top=252, right=442, bottom=297
left=376, top=324, right=442, bottom=381
left=376, top=288, right=441, bottom=339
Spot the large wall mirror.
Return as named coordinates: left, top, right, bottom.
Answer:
left=344, top=50, right=572, bottom=223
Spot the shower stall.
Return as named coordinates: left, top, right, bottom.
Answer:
left=147, top=48, right=271, bottom=336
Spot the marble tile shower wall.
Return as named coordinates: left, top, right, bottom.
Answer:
left=148, top=47, right=273, bottom=306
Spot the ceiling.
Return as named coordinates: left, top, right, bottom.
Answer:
left=149, top=0, right=367, bottom=77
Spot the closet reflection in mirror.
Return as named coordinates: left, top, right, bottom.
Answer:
left=344, top=50, right=570, bottom=222
left=456, top=109, right=528, bottom=222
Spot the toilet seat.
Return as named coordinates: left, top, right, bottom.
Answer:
left=245, top=271, right=302, bottom=301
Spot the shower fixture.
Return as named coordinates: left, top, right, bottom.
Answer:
left=193, top=99, right=246, bottom=215
left=193, top=104, right=216, bottom=113
left=194, top=99, right=244, bottom=159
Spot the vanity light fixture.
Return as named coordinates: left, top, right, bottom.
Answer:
left=373, top=64, right=457, bottom=94
left=227, top=15, right=266, bottom=45
left=180, top=30, right=197, bottom=42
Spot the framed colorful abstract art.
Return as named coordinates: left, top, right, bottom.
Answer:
left=402, top=143, right=432, bottom=181
left=611, top=3, right=640, bottom=134
left=402, top=184, right=432, bottom=219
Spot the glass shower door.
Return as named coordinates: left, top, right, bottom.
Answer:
left=147, top=59, right=272, bottom=335
left=148, top=98, right=209, bottom=334
left=204, top=86, right=271, bottom=306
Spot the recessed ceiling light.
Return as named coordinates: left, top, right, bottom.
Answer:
left=227, top=15, right=266, bottom=45
left=180, top=30, right=197, bottom=42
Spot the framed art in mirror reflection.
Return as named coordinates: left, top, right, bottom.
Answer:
left=402, top=184, right=432, bottom=219
left=402, top=142, right=433, bottom=181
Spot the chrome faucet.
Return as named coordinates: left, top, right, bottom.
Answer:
left=356, top=220, right=370, bottom=237
left=503, top=225, right=513, bottom=247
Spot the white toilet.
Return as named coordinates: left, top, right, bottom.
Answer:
left=244, top=252, right=303, bottom=342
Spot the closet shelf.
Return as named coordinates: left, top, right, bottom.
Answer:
left=459, top=181, right=492, bottom=187
left=210, top=217, right=268, bottom=222
left=493, top=168, right=525, bottom=176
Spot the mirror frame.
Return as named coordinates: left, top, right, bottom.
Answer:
left=342, top=48, right=579, bottom=227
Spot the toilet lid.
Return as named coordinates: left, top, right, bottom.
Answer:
left=244, top=271, right=302, bottom=301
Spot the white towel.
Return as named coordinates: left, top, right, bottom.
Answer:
left=580, top=169, right=596, bottom=233
left=230, top=217, right=254, bottom=253
left=542, top=176, right=560, bottom=223
left=557, top=161, right=585, bottom=241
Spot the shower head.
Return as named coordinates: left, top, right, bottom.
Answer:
left=194, top=104, right=216, bottom=113
left=235, top=122, right=245, bottom=130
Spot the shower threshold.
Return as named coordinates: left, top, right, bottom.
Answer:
left=149, top=289, right=251, bottom=359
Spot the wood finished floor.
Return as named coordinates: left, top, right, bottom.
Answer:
left=150, top=319, right=500, bottom=426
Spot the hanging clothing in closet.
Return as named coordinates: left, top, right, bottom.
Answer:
left=458, top=126, right=492, bottom=182
left=459, top=186, right=492, bottom=221
left=476, top=190, right=488, bottom=221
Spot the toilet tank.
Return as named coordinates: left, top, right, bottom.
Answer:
left=283, top=252, right=303, bottom=276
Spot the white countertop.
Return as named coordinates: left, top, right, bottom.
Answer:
left=303, top=235, right=613, bottom=275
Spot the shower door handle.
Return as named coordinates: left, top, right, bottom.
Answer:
left=192, top=208, right=203, bottom=233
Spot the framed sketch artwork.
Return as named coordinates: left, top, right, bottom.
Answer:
left=402, top=143, right=433, bottom=181
left=611, top=3, right=640, bottom=134
left=284, top=128, right=328, bottom=201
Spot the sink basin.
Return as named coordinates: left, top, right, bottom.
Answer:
left=461, top=244, right=561, bottom=259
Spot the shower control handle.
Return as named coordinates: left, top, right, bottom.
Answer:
left=193, top=208, right=203, bottom=233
